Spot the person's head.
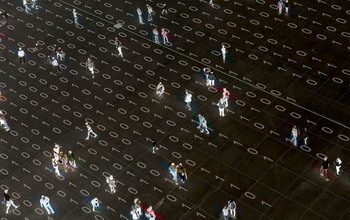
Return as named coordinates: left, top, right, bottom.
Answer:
left=19, top=47, right=22, bottom=50
left=148, top=206, right=153, bottom=210
left=159, top=82, right=162, bottom=85
left=41, top=195, right=45, bottom=199
left=110, top=175, right=113, bottom=179
left=85, top=122, right=88, bottom=125
left=324, top=157, right=328, bottom=161
left=73, top=9, right=76, bottom=12
left=223, top=88, right=226, bottom=92
left=4, top=189, right=8, bottom=194
left=68, top=150, right=72, bottom=154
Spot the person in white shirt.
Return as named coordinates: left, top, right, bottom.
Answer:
left=153, top=28, right=160, bottom=44
left=227, top=200, right=236, bottom=218
left=134, top=198, right=142, bottom=216
left=222, top=205, right=229, bottom=220
left=146, top=4, right=154, bottom=21
left=23, top=0, right=31, bottom=13
left=136, top=8, right=144, bottom=24
left=91, top=198, right=100, bottom=212
left=32, top=0, right=38, bottom=9
left=169, top=163, right=178, bottom=185
left=334, top=158, right=342, bottom=176
left=286, top=125, right=299, bottom=145
left=52, top=158, right=61, bottom=176
left=106, top=175, right=116, bottom=193
left=156, top=82, right=164, bottom=97
left=40, top=195, right=54, bottom=215
left=161, top=28, right=169, bottom=44
left=184, top=90, right=192, bottom=110
left=221, top=45, right=227, bottom=63
left=115, top=37, right=123, bottom=58
left=0, top=110, right=10, bottom=131
left=130, top=206, right=140, bottom=220
left=18, top=48, right=25, bottom=63
left=86, top=57, right=95, bottom=77
left=51, top=57, right=61, bottom=73
left=217, top=98, right=225, bottom=117
left=85, top=122, right=97, bottom=140
left=53, top=144, right=60, bottom=161
left=4, top=190, right=19, bottom=214
left=73, top=8, right=78, bottom=24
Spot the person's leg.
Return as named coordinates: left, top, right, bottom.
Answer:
left=44, top=205, right=51, bottom=214
left=325, top=169, right=329, bottom=180
left=91, top=131, right=97, bottom=138
left=6, top=201, right=11, bottom=213
left=86, top=130, right=91, bottom=139
left=47, top=204, right=54, bottom=214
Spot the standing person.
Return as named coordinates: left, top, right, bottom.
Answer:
left=320, top=157, right=330, bottom=181
left=277, top=0, right=284, bottom=15
left=334, top=158, right=342, bottom=176
left=67, top=150, right=77, bottom=170
left=51, top=57, right=61, bottom=73
left=18, top=48, right=26, bottom=64
left=145, top=206, right=156, bottom=220
left=203, top=67, right=210, bottom=85
left=0, top=110, right=10, bottom=131
left=161, top=28, right=169, bottom=44
left=151, top=139, right=159, bottom=153
left=86, top=57, right=95, bottom=78
left=106, top=175, right=116, bottom=193
left=32, top=0, right=38, bottom=9
left=221, top=45, right=227, bottom=63
left=23, top=0, right=31, bottom=13
left=115, top=37, right=123, bottom=58
left=85, top=122, right=97, bottom=140
left=134, top=198, right=142, bottom=217
left=217, top=98, right=225, bottom=117
left=73, top=8, right=78, bottom=24
left=197, top=114, right=204, bottom=129
left=146, top=4, right=154, bottom=21
left=91, top=198, right=100, bottom=212
left=52, top=158, right=61, bottom=176
left=201, top=116, right=209, bottom=134
left=286, top=125, right=299, bottom=146
left=156, top=82, right=164, bottom=97
left=169, top=163, right=178, bottom=185
left=228, top=200, right=237, bottom=218
left=222, top=205, right=229, bottom=220
left=161, top=4, right=167, bottom=14
left=184, top=90, right=192, bottom=110
left=222, top=88, right=230, bottom=108
left=53, top=144, right=60, bottom=161
left=3, top=190, right=19, bottom=214
left=136, top=8, right=144, bottom=24
left=302, top=127, right=309, bottom=146
left=40, top=195, right=54, bottom=215
left=177, top=163, right=187, bottom=183
left=153, top=28, right=160, bottom=44
left=60, top=152, right=68, bottom=173
left=208, top=71, right=216, bottom=87
left=130, top=206, right=140, bottom=220
left=56, top=47, right=65, bottom=61
left=284, top=0, right=289, bottom=15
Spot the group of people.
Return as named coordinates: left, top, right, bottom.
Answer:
left=285, top=125, right=309, bottom=146
left=52, top=144, right=77, bottom=177
left=168, top=162, right=188, bottom=185
left=277, top=0, right=290, bottom=15
left=130, top=198, right=156, bottom=220
left=222, top=200, right=237, bottom=219
left=319, top=157, right=343, bottom=181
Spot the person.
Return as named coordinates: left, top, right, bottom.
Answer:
left=222, top=88, right=230, bottom=108
left=161, top=3, right=167, bottom=14
left=153, top=28, right=160, bottom=44
left=56, top=47, right=65, bottom=61
left=201, top=116, right=209, bottom=134
left=177, top=163, right=187, bottom=183
left=284, top=0, right=289, bottom=15
left=184, top=90, right=192, bottom=110
left=136, top=8, right=144, bottom=24
left=3, top=190, right=19, bottom=214
left=169, top=162, right=178, bottom=185
left=151, top=139, right=159, bottom=153
left=59, top=152, right=68, bottom=172
left=222, top=205, right=229, bottom=220
left=52, top=158, right=61, bottom=176
left=156, top=82, right=164, bottom=97
left=91, top=198, right=100, bottom=212
left=146, top=4, right=154, bottom=21
left=86, top=57, right=95, bottom=78
left=130, top=205, right=140, bottom=220
left=53, top=144, right=60, bottom=161
left=85, top=122, right=97, bottom=140
left=208, top=71, right=216, bottom=87
left=228, top=200, right=236, bottom=218
left=334, top=158, right=342, bottom=176
left=277, top=0, right=284, bottom=15
left=286, top=125, right=299, bottom=145
left=134, top=198, right=142, bottom=217
left=51, top=57, right=61, bottom=73
left=302, top=127, right=309, bottom=146
left=106, top=175, right=116, bottom=193
left=0, top=110, right=10, bottom=131
left=320, top=157, right=330, bottom=181
left=217, top=98, right=225, bottom=117
left=18, top=47, right=26, bottom=64
left=197, top=114, right=204, bottom=129
left=73, top=8, right=78, bottom=24
left=32, top=0, right=38, bottom=9
left=221, top=45, right=227, bottom=63
left=203, top=67, right=211, bottom=85
left=0, top=11, right=9, bottom=26
left=115, top=37, right=123, bottom=58
left=40, top=195, right=54, bottom=215
left=67, top=150, right=77, bottom=170
left=161, top=28, right=169, bottom=44
left=145, top=206, right=156, bottom=220
left=23, top=0, right=31, bottom=13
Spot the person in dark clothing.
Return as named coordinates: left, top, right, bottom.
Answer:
left=320, top=157, right=330, bottom=181
left=151, top=139, right=159, bottom=153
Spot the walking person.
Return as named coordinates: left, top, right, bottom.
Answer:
left=228, top=200, right=237, bottom=218
left=208, top=71, right=216, bottom=87
left=136, top=8, right=144, bottom=24
left=53, top=144, right=60, bottom=161
left=161, top=28, right=169, bottom=44
left=302, top=127, right=309, bottom=146
left=18, top=48, right=26, bottom=64
left=86, top=57, right=95, bottom=78
left=0, top=110, right=10, bottom=131
left=85, top=122, right=97, bottom=140
left=284, top=0, right=289, bottom=15
left=130, top=205, right=140, bottom=220
left=23, top=0, right=31, bottom=13
left=217, top=98, right=225, bottom=117
left=334, top=158, right=342, bottom=176
left=40, top=195, right=54, bottom=215
left=203, top=67, right=211, bottom=85
left=221, top=45, right=227, bottom=63
left=153, top=27, right=160, bottom=44
left=286, top=125, right=299, bottom=146
left=201, top=116, right=210, bottom=134
left=73, top=8, right=78, bottom=24
left=320, top=157, right=330, bottom=181
left=32, top=0, right=38, bottom=9
left=156, top=82, right=164, bottom=97
left=222, top=88, right=230, bottom=108
left=115, top=37, right=123, bottom=58
left=52, top=158, right=61, bottom=176
left=169, top=162, right=178, bottom=185
left=51, top=57, right=61, bottom=73
left=67, top=150, right=77, bottom=170
left=3, top=190, right=19, bottom=214
left=91, top=198, right=100, bottom=212
left=56, top=47, right=65, bottom=61
left=106, top=175, right=116, bottom=193
left=134, top=198, right=142, bottom=217
left=151, top=139, right=159, bottom=153
left=277, top=0, right=284, bottom=15
left=177, top=163, right=187, bottom=183
left=146, top=4, right=154, bottom=21
left=184, top=90, right=192, bottom=110
left=222, top=205, right=229, bottom=220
